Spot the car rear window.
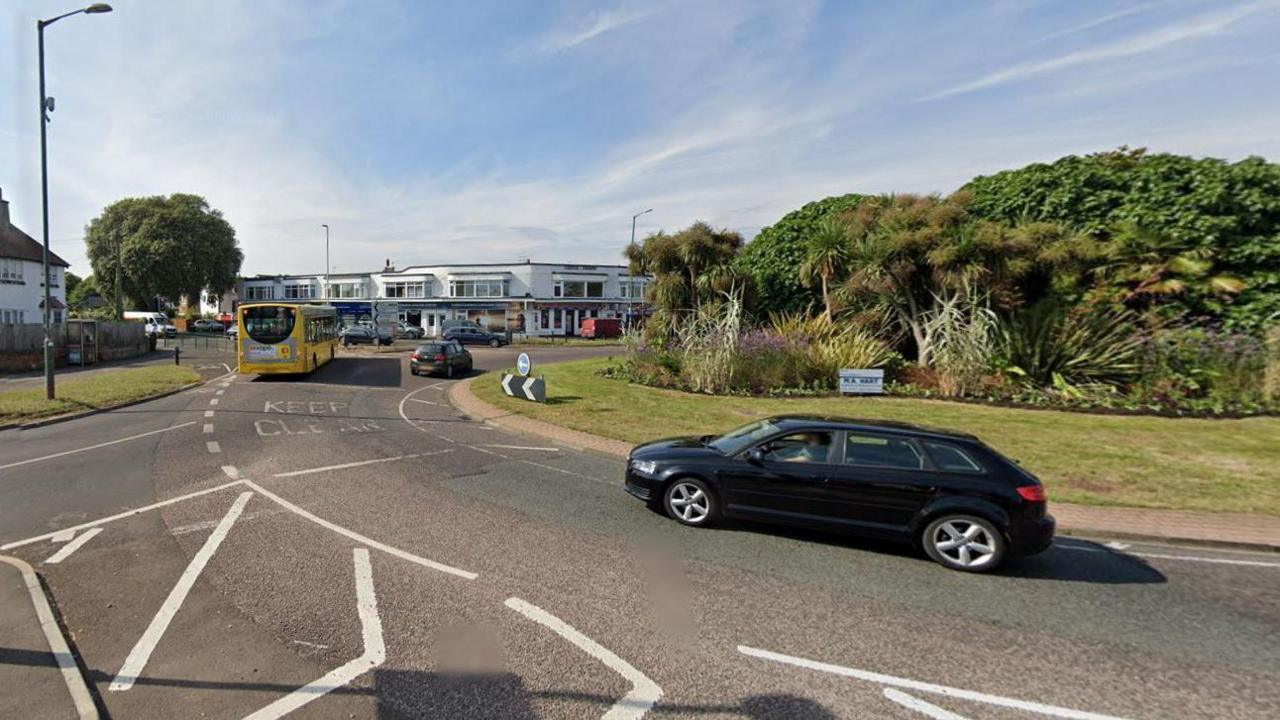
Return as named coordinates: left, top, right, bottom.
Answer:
left=418, top=343, right=445, bottom=354
left=923, top=441, right=985, bottom=473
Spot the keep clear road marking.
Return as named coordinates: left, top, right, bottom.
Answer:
left=241, top=480, right=478, bottom=580
left=505, top=597, right=662, bottom=720
left=243, top=548, right=384, bottom=720
left=1, top=481, right=244, bottom=551
left=737, top=645, right=1133, bottom=720
left=43, top=527, right=103, bottom=564
left=0, top=422, right=196, bottom=472
left=272, top=449, right=454, bottom=477
left=111, top=491, right=253, bottom=691
left=884, top=688, right=973, bottom=720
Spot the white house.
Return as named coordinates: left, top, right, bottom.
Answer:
left=238, top=261, right=649, bottom=337
left=0, top=188, right=68, bottom=325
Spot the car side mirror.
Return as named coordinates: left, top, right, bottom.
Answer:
left=747, top=447, right=765, bottom=465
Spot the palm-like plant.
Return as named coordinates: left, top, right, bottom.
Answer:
left=799, top=219, right=851, bottom=319
left=1097, top=222, right=1245, bottom=303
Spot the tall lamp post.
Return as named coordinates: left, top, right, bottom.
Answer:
left=627, top=208, right=652, bottom=327
left=321, top=224, right=330, bottom=299
left=37, top=3, right=113, bottom=400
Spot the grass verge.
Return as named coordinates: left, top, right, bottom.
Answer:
left=0, top=365, right=202, bottom=424
left=474, top=358, right=1280, bottom=516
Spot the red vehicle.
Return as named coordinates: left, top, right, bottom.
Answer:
left=580, top=317, right=621, bottom=339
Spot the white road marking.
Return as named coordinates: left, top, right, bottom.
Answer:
left=221, top=465, right=240, bottom=479
left=43, top=528, right=103, bottom=564
left=506, top=597, right=661, bottom=720
left=884, top=688, right=973, bottom=720
left=0, top=422, right=196, bottom=472
left=110, top=492, right=253, bottom=691
left=1055, top=544, right=1280, bottom=568
left=221, top=362, right=232, bottom=374
left=50, top=529, right=76, bottom=543
left=424, top=381, right=447, bottom=390
left=209, top=398, right=219, bottom=406
left=215, top=389, right=225, bottom=396
left=481, top=444, right=560, bottom=452
left=204, top=410, right=215, bottom=418
left=243, top=548, right=384, bottom=720
left=0, top=556, right=99, bottom=719
left=272, top=449, right=454, bottom=478
left=1, top=481, right=243, bottom=551
left=1104, top=541, right=1130, bottom=550
left=206, top=441, right=222, bottom=454
left=737, top=645, right=1132, bottom=720
left=408, top=397, right=440, bottom=405
left=203, top=423, right=214, bottom=434
left=242, top=480, right=477, bottom=580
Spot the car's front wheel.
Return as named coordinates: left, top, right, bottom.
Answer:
left=663, top=478, right=718, bottom=527
left=489, top=338, right=500, bottom=348
left=922, top=514, right=1006, bottom=572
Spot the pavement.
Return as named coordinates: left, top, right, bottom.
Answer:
left=449, top=375, right=1280, bottom=551
left=0, top=343, right=1276, bottom=719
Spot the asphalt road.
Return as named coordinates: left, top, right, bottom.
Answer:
left=1, top=344, right=1277, bottom=720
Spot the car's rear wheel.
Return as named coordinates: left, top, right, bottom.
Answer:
left=489, top=338, right=500, bottom=348
left=663, top=478, right=718, bottom=527
left=922, top=515, right=1006, bottom=572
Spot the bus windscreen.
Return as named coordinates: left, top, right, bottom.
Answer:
left=244, top=306, right=296, bottom=344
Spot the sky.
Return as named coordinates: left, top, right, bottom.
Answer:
left=2, top=0, right=1279, bottom=278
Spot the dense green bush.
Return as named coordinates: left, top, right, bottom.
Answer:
left=735, top=193, right=868, bottom=317
left=964, top=148, right=1280, bottom=331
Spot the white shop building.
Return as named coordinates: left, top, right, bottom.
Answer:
left=238, top=261, right=649, bottom=336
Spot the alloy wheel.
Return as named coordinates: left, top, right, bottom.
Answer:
left=932, top=520, right=997, bottom=569
left=667, top=482, right=710, bottom=524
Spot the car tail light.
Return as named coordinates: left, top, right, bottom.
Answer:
left=411, top=352, right=420, bottom=361
left=436, top=354, right=447, bottom=362
left=1017, top=484, right=1047, bottom=502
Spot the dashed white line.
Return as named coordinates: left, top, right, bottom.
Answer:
left=203, top=423, right=214, bottom=434
left=243, top=548, right=384, bottom=720
left=407, top=397, right=440, bottom=405
left=204, top=410, right=215, bottom=418
left=43, top=528, right=103, bottom=564
left=206, top=441, right=222, bottom=454
left=0, top=422, right=196, bottom=472
left=481, top=444, right=560, bottom=452
left=737, top=645, right=1131, bottom=720
left=272, top=449, right=454, bottom=478
left=221, top=465, right=240, bottom=479
left=884, top=688, right=973, bottom=720
left=215, top=389, right=225, bottom=396
left=208, top=398, right=219, bottom=406
left=506, top=597, right=662, bottom=720
left=111, top=491, right=253, bottom=691
left=1055, top=544, right=1280, bottom=568
left=242, top=480, right=477, bottom=580
left=1, top=481, right=244, bottom=551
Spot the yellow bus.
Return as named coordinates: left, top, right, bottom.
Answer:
left=237, top=303, right=339, bottom=375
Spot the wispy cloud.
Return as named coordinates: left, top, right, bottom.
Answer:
left=1037, top=2, right=1160, bottom=42
left=539, top=9, right=648, bottom=54
left=920, top=0, right=1276, bottom=100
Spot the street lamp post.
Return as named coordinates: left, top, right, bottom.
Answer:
left=37, top=3, right=113, bottom=400
left=321, top=224, right=330, bottom=299
left=627, top=208, right=652, bottom=328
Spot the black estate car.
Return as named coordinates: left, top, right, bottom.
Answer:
left=442, top=326, right=506, bottom=347
left=624, top=415, right=1054, bottom=572
left=410, top=341, right=472, bottom=377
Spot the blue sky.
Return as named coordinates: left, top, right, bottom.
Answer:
left=3, top=0, right=1279, bottom=277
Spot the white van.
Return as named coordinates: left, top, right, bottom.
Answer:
left=124, top=311, right=176, bottom=338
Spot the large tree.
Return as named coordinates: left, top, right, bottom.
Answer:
left=84, top=194, right=242, bottom=314
left=625, top=221, right=745, bottom=323
left=838, top=193, right=1069, bottom=366
left=735, top=193, right=868, bottom=316
left=963, top=148, right=1280, bottom=331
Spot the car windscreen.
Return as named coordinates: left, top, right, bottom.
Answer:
left=243, top=306, right=296, bottom=344
left=707, top=419, right=782, bottom=455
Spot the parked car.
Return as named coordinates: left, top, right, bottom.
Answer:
left=410, top=341, right=472, bottom=378
left=145, top=319, right=177, bottom=338
left=623, top=415, right=1054, bottom=573
left=340, top=325, right=380, bottom=346
left=226, top=324, right=239, bottom=339
left=441, top=319, right=485, bottom=334
left=442, top=326, right=506, bottom=347
left=580, top=317, right=622, bottom=339
left=190, top=319, right=224, bottom=333
left=397, top=321, right=425, bottom=340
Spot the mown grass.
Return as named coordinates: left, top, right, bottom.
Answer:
left=474, top=358, right=1280, bottom=516
left=0, top=365, right=201, bottom=424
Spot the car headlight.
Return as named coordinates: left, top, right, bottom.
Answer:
left=631, top=459, right=659, bottom=476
